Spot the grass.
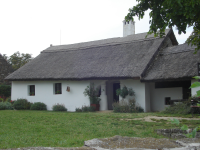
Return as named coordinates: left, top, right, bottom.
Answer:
left=0, top=110, right=200, bottom=149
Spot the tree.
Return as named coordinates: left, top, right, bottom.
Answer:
left=125, top=0, right=200, bottom=53
left=3, top=51, right=33, bottom=70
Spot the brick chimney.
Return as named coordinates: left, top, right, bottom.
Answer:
left=123, top=20, right=135, bottom=37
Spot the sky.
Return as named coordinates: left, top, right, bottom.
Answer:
left=0, top=0, right=193, bottom=57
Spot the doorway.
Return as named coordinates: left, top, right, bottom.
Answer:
left=113, top=83, right=120, bottom=103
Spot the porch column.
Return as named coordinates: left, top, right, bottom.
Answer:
left=119, top=82, right=123, bottom=101
left=100, top=81, right=108, bottom=110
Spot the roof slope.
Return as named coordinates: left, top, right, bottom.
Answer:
left=143, top=44, right=200, bottom=81
left=5, top=31, right=169, bottom=81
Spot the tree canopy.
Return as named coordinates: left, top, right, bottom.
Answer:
left=3, top=51, right=33, bottom=70
left=125, top=0, right=200, bottom=53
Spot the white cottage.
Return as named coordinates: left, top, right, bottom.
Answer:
left=5, top=21, right=200, bottom=111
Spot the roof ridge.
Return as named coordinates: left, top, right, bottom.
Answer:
left=43, top=37, right=162, bottom=53
left=160, top=48, right=196, bottom=55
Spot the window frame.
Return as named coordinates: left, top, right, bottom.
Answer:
left=165, top=97, right=171, bottom=105
left=29, top=85, right=35, bottom=96
left=54, top=83, right=62, bottom=94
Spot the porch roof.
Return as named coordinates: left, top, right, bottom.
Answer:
left=143, top=43, right=200, bottom=81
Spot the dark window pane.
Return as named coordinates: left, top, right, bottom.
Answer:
left=55, top=83, right=62, bottom=94
left=30, top=85, right=35, bottom=96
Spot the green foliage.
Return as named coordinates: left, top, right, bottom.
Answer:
left=30, top=102, right=47, bottom=110
left=5, top=97, right=11, bottom=102
left=75, top=108, right=82, bottom=112
left=80, top=105, right=95, bottom=112
left=170, top=118, right=180, bottom=125
left=162, top=102, right=191, bottom=115
left=186, top=127, right=198, bottom=138
left=193, top=76, right=200, bottom=80
left=170, top=118, right=198, bottom=138
left=190, top=82, right=200, bottom=89
left=0, top=85, right=11, bottom=97
left=3, top=51, right=33, bottom=70
left=0, top=102, right=13, bottom=110
left=125, top=0, right=200, bottom=52
left=83, top=83, right=101, bottom=104
left=113, top=99, right=144, bottom=113
left=116, top=86, right=135, bottom=99
left=181, top=125, right=188, bottom=131
left=190, top=76, right=200, bottom=97
left=0, top=98, right=3, bottom=102
left=52, top=103, right=67, bottom=111
left=13, top=99, right=32, bottom=110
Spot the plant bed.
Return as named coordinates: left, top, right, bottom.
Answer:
left=90, top=104, right=99, bottom=111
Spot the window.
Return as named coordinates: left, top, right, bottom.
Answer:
left=165, top=97, right=171, bottom=105
left=55, top=83, right=62, bottom=94
left=29, top=85, right=35, bottom=96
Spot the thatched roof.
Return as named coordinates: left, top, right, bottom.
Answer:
left=143, top=43, right=200, bottom=81
left=5, top=29, right=175, bottom=81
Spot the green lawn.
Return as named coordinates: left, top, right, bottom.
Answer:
left=0, top=110, right=199, bottom=149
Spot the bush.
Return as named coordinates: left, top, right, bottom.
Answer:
left=75, top=108, right=82, bottom=112
left=0, top=102, right=13, bottom=110
left=0, top=98, right=3, bottom=102
left=52, top=103, right=67, bottom=111
left=75, top=106, right=95, bottom=112
left=0, top=85, right=11, bottom=97
left=116, top=86, right=135, bottom=99
left=162, top=102, right=191, bottom=115
left=30, top=102, right=47, bottom=110
left=112, top=99, right=144, bottom=113
left=82, top=105, right=89, bottom=112
left=88, top=106, right=95, bottom=112
left=6, top=97, right=11, bottom=102
left=13, top=99, right=32, bottom=110
left=83, top=83, right=101, bottom=104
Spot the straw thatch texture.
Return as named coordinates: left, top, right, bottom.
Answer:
left=5, top=37, right=165, bottom=80
left=45, top=29, right=171, bottom=52
left=143, top=44, right=200, bottom=81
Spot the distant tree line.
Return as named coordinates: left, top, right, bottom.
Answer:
left=3, top=51, right=33, bottom=70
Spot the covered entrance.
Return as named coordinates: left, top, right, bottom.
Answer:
left=106, top=81, right=120, bottom=110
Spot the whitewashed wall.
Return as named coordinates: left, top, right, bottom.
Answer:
left=120, top=79, right=147, bottom=112
left=11, top=81, right=90, bottom=111
left=149, top=83, right=182, bottom=111
left=145, top=83, right=151, bottom=112
left=191, top=79, right=200, bottom=96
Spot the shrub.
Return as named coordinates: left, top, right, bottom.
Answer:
left=30, top=102, right=47, bottom=110
left=75, top=106, right=95, bottom=112
left=83, top=83, right=101, bottom=104
left=75, top=108, right=82, bottom=112
left=112, top=99, right=144, bottom=113
left=136, top=106, right=144, bottom=113
left=88, top=106, right=95, bottom=112
left=0, top=102, right=13, bottom=110
left=0, top=98, right=3, bottom=102
left=116, top=86, right=135, bottom=99
left=52, top=103, right=67, bottom=111
left=162, top=102, right=191, bottom=115
left=82, top=105, right=89, bottom=112
left=13, top=99, right=32, bottom=110
left=0, top=85, right=11, bottom=97
left=6, top=97, right=11, bottom=103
